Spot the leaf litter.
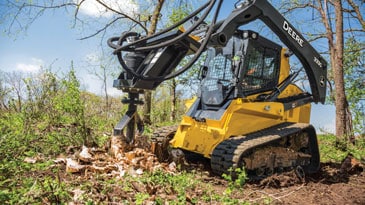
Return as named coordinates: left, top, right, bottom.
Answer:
left=22, top=134, right=365, bottom=204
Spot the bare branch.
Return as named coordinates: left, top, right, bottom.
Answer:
left=4, top=0, right=77, bottom=35
left=78, top=16, right=123, bottom=40
left=306, top=33, right=328, bottom=42
left=346, top=0, right=365, bottom=29
left=72, top=0, right=86, bottom=28
left=3, top=0, right=148, bottom=39
left=7, top=2, right=26, bottom=34
left=94, top=0, right=148, bottom=34
left=281, top=2, right=315, bottom=15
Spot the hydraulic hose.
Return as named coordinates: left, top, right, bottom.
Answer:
left=108, top=0, right=223, bottom=81
left=110, top=0, right=213, bottom=53
left=117, top=0, right=216, bottom=52
left=107, top=32, right=139, bottom=49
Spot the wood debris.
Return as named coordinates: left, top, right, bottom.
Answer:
left=23, top=155, right=44, bottom=164
left=55, top=135, right=176, bottom=177
left=78, top=145, right=93, bottom=162
left=340, top=154, right=364, bottom=174
left=66, top=158, right=85, bottom=173
left=24, top=157, right=38, bottom=164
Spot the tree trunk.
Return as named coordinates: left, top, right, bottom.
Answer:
left=143, top=0, right=165, bottom=125
left=333, top=0, right=353, bottom=141
left=102, top=65, right=110, bottom=114
left=317, top=0, right=353, bottom=142
left=170, top=79, right=177, bottom=121
left=143, top=92, right=152, bottom=125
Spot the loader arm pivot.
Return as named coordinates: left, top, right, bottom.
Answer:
left=210, top=0, right=327, bottom=103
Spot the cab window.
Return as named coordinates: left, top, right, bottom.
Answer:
left=241, top=45, right=279, bottom=93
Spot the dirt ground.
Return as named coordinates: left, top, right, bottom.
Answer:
left=181, top=155, right=365, bottom=205
left=242, top=162, right=365, bottom=205
left=51, top=139, right=365, bottom=204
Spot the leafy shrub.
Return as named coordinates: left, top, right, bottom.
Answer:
left=318, top=134, right=365, bottom=162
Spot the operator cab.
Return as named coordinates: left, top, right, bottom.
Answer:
left=200, top=30, right=281, bottom=106
left=188, top=30, right=282, bottom=120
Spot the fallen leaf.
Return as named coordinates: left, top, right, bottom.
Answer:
left=131, top=156, right=144, bottom=165
left=71, top=188, right=85, bottom=202
left=168, top=162, right=177, bottom=172
left=125, top=152, right=136, bottom=161
left=53, top=157, right=66, bottom=164
left=131, top=181, right=145, bottom=192
left=24, top=157, right=37, bottom=164
left=88, top=164, right=117, bottom=173
left=66, top=158, right=85, bottom=173
left=146, top=183, right=158, bottom=195
left=136, top=168, right=143, bottom=175
left=78, top=146, right=93, bottom=162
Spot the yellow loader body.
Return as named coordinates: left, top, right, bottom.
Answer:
left=171, top=49, right=311, bottom=158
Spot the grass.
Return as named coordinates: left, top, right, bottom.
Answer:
left=1, top=134, right=364, bottom=204
left=318, top=134, right=365, bottom=163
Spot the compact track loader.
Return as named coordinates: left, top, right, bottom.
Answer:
left=107, top=0, right=327, bottom=178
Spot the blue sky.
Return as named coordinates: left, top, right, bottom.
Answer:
left=0, top=7, right=107, bottom=93
left=0, top=1, right=336, bottom=133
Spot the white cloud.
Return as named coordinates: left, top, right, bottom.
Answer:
left=16, top=58, right=44, bottom=72
left=74, top=0, right=139, bottom=18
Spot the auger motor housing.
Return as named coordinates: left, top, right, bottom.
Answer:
left=113, top=30, right=200, bottom=92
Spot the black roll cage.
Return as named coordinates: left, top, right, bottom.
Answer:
left=210, top=0, right=327, bottom=103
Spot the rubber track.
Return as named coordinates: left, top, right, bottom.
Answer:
left=211, top=122, right=315, bottom=176
left=153, top=126, right=178, bottom=138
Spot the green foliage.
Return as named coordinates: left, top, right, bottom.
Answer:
left=151, top=85, right=189, bottom=126
left=168, top=4, right=192, bottom=26
left=343, top=37, right=365, bottom=135
left=0, top=112, right=26, bottom=159
left=0, top=67, right=127, bottom=204
left=150, top=2, right=201, bottom=124
left=0, top=68, right=119, bottom=160
left=222, top=167, right=248, bottom=196
left=141, top=170, right=199, bottom=204
left=0, top=65, right=135, bottom=204
left=347, top=138, right=365, bottom=160
left=26, top=176, right=71, bottom=204
left=137, top=169, right=252, bottom=204
left=318, top=134, right=365, bottom=163
left=55, top=68, right=91, bottom=145
left=0, top=159, right=70, bottom=204
left=318, top=134, right=348, bottom=162
left=135, top=193, right=150, bottom=205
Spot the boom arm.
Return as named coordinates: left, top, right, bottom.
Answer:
left=210, top=0, right=327, bottom=103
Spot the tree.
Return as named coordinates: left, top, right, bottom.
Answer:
left=142, top=0, right=166, bottom=125
left=85, top=53, right=115, bottom=114
left=0, top=71, right=10, bottom=111
left=163, top=3, right=201, bottom=121
left=280, top=0, right=364, bottom=142
left=344, top=37, right=365, bottom=135
left=1, top=0, right=196, bottom=127
left=331, top=0, right=350, bottom=140
left=1, top=0, right=147, bottom=39
left=4, top=71, right=26, bottom=112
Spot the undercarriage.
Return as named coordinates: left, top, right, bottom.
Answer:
left=151, top=123, right=320, bottom=178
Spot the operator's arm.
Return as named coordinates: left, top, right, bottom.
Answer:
left=210, top=0, right=327, bottom=103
